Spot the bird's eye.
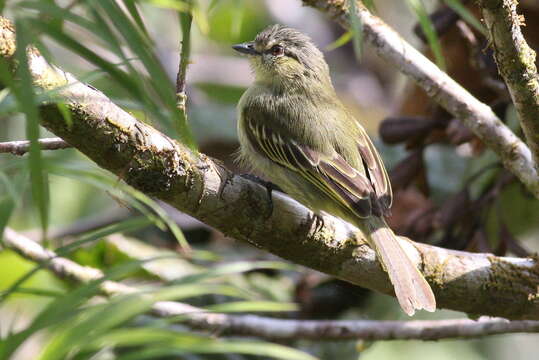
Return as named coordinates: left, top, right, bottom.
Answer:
left=270, top=45, right=284, bottom=56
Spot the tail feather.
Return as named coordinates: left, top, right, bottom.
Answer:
left=364, top=218, right=436, bottom=316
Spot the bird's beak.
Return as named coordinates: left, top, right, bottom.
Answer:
left=232, top=42, right=259, bottom=55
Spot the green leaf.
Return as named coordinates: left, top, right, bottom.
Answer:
left=0, top=217, right=150, bottom=306
left=143, top=0, right=190, bottom=12
left=37, top=283, right=247, bottom=360
left=0, top=172, right=18, bottom=242
left=13, top=20, right=49, bottom=236
left=29, top=19, right=143, bottom=102
left=206, top=301, right=298, bottom=313
left=18, top=1, right=121, bottom=55
left=47, top=164, right=191, bottom=251
left=444, top=0, right=487, bottom=36
left=0, top=260, right=144, bottom=359
left=325, top=31, right=352, bottom=51
left=56, top=103, right=72, bottom=129
left=94, top=1, right=196, bottom=147
left=58, top=216, right=154, bottom=254
left=191, top=0, right=210, bottom=35
left=172, top=260, right=295, bottom=284
left=10, top=287, right=64, bottom=298
left=104, top=331, right=319, bottom=360
left=407, top=0, right=446, bottom=70
left=122, top=0, right=151, bottom=38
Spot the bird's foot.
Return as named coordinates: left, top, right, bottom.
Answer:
left=240, top=174, right=284, bottom=219
left=308, top=212, right=325, bottom=234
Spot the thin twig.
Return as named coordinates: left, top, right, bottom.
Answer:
left=3, top=227, right=539, bottom=341
left=0, top=137, right=71, bottom=155
left=302, top=0, right=539, bottom=198
left=477, top=0, right=539, bottom=170
left=175, top=4, right=192, bottom=119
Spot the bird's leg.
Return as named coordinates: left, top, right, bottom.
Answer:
left=314, top=213, right=325, bottom=233
left=306, top=212, right=325, bottom=234
left=240, top=174, right=284, bottom=218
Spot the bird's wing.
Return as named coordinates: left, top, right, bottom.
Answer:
left=355, top=124, right=393, bottom=212
left=244, top=116, right=377, bottom=218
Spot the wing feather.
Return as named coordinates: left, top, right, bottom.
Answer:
left=244, top=117, right=376, bottom=218
left=356, top=126, right=393, bottom=214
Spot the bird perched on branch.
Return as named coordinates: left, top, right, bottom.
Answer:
left=233, top=24, right=436, bottom=315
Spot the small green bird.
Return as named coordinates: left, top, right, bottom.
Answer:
left=233, top=24, right=436, bottom=315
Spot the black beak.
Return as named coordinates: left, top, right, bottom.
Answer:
left=232, top=42, right=258, bottom=55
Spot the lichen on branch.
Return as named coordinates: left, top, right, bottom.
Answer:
left=477, top=0, right=539, bottom=171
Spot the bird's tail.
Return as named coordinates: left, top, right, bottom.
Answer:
left=362, top=217, right=436, bottom=316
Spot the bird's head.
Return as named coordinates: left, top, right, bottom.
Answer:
left=232, top=24, right=331, bottom=87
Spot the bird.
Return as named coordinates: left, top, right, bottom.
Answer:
left=232, top=24, right=436, bottom=315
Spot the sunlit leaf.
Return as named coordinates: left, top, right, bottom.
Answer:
left=0, top=260, right=145, bottom=359
left=325, top=31, right=352, bottom=51
left=206, top=300, right=298, bottom=313
left=191, top=0, right=210, bottom=34
left=143, top=0, right=190, bottom=12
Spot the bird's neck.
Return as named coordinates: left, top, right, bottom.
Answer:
left=255, top=72, right=335, bottom=98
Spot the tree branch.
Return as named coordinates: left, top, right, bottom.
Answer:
left=3, top=227, right=539, bottom=341
left=1, top=16, right=538, bottom=319
left=0, top=137, right=70, bottom=155
left=477, top=0, right=539, bottom=170
left=302, top=0, right=539, bottom=198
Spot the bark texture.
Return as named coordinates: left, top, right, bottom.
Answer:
left=478, top=0, right=539, bottom=170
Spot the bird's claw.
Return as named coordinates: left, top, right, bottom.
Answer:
left=240, top=174, right=283, bottom=219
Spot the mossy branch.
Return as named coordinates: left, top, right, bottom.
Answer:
left=1, top=16, right=538, bottom=319
left=477, top=0, right=539, bottom=171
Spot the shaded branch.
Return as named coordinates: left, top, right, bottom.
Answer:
left=477, top=0, right=539, bottom=170
left=302, top=0, right=539, bottom=198
left=3, top=227, right=539, bottom=340
left=0, top=137, right=70, bottom=155
left=1, top=16, right=539, bottom=319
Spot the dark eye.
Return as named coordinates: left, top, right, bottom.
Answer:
left=270, top=45, right=284, bottom=56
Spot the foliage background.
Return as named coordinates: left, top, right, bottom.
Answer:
left=0, top=0, right=538, bottom=359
